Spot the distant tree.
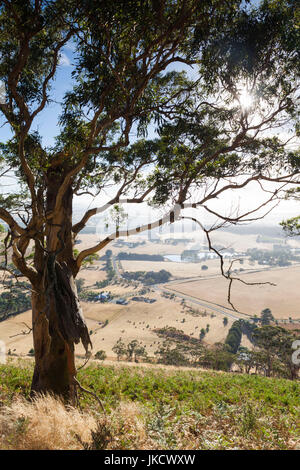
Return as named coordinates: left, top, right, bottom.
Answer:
left=253, top=325, right=299, bottom=379
left=123, top=269, right=171, bottom=284
left=155, top=342, right=189, bottom=366
left=133, top=344, right=148, bottom=363
left=225, top=321, right=242, bottom=354
left=223, top=317, right=228, bottom=327
left=250, top=349, right=271, bottom=375
left=112, top=338, right=127, bottom=361
left=0, top=285, right=31, bottom=320
left=260, top=308, right=274, bottom=325
left=199, top=345, right=234, bottom=372
left=281, top=187, right=300, bottom=237
left=199, top=328, right=206, bottom=341
left=251, top=315, right=260, bottom=324
left=95, top=350, right=107, bottom=361
left=126, top=340, right=147, bottom=362
left=277, top=332, right=300, bottom=380
left=253, top=326, right=282, bottom=377
left=75, top=278, right=85, bottom=294
left=236, top=346, right=254, bottom=374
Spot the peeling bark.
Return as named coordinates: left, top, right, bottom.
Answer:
left=31, top=263, right=91, bottom=400
left=30, top=167, right=92, bottom=401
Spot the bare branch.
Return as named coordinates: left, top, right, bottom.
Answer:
left=9, top=322, right=32, bottom=338
left=180, top=215, right=276, bottom=311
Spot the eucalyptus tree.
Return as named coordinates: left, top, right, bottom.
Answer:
left=253, top=325, right=299, bottom=379
left=0, top=0, right=298, bottom=400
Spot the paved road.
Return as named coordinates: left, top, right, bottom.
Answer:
left=153, top=284, right=249, bottom=321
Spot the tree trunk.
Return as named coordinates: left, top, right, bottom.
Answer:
left=31, top=289, right=75, bottom=399
left=30, top=168, right=91, bottom=401
left=30, top=263, right=91, bottom=400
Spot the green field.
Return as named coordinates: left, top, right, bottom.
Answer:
left=0, top=361, right=299, bottom=450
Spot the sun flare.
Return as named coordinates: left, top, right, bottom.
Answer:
left=239, top=88, right=253, bottom=110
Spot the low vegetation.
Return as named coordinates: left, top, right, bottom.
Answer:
left=0, top=361, right=299, bottom=450
left=122, top=269, right=171, bottom=285
left=0, top=281, right=31, bottom=321
left=112, top=338, right=148, bottom=362
left=123, top=319, right=300, bottom=380
left=246, top=247, right=300, bottom=267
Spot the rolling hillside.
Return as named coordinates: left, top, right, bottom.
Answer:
left=0, top=361, right=299, bottom=450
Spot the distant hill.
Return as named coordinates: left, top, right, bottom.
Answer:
left=220, top=224, right=288, bottom=237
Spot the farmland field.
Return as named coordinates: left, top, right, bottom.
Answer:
left=168, top=265, right=300, bottom=320
left=1, top=231, right=300, bottom=359
left=121, top=258, right=258, bottom=279
left=1, top=288, right=247, bottom=358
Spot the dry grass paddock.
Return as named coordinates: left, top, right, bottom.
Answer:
left=168, top=265, right=300, bottom=320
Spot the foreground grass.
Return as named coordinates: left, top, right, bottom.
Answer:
left=0, top=359, right=299, bottom=450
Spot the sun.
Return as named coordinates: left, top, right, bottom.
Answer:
left=238, top=88, right=253, bottom=111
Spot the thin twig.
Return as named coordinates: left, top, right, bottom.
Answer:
left=180, top=215, right=276, bottom=311
left=73, top=377, right=106, bottom=413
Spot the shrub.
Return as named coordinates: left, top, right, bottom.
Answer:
left=95, top=350, right=107, bottom=361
